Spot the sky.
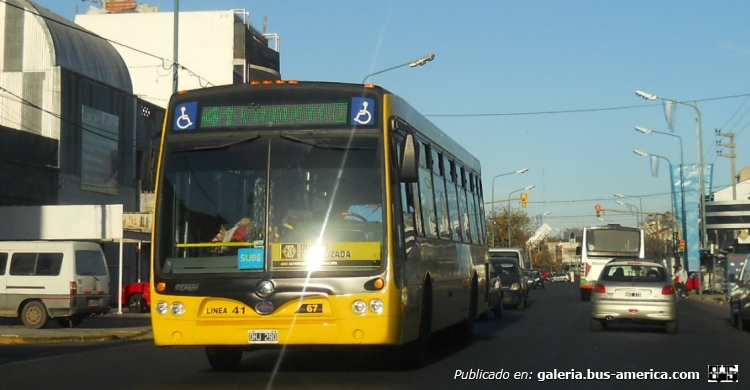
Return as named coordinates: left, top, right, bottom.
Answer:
left=31, top=0, right=750, bottom=232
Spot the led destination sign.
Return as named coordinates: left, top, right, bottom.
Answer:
left=200, top=102, right=349, bottom=128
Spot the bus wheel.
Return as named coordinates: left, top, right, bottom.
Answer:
left=56, top=315, right=82, bottom=328
left=128, top=293, right=145, bottom=313
left=400, top=284, right=432, bottom=368
left=21, top=301, right=49, bottom=329
left=454, top=278, right=477, bottom=342
left=206, top=346, right=243, bottom=371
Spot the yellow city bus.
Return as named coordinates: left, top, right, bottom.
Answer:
left=150, top=80, right=490, bottom=370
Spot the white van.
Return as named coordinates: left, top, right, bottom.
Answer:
left=489, top=247, right=530, bottom=270
left=0, top=241, right=111, bottom=329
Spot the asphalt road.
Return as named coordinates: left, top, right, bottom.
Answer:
left=0, top=282, right=745, bottom=390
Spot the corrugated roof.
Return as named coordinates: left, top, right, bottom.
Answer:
left=29, top=1, right=132, bottom=92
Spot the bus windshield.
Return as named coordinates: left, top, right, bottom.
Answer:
left=156, top=133, right=384, bottom=275
left=585, top=228, right=642, bottom=256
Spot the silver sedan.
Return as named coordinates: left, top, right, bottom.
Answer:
left=590, top=259, right=678, bottom=334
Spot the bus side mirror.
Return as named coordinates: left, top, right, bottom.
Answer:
left=399, top=133, right=418, bottom=183
left=575, top=246, right=581, bottom=256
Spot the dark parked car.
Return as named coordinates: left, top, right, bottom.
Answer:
left=528, top=269, right=544, bottom=289
left=490, top=256, right=528, bottom=310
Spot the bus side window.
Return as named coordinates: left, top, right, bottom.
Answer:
left=433, top=149, right=450, bottom=239
left=419, top=143, right=437, bottom=236
left=445, top=157, right=462, bottom=242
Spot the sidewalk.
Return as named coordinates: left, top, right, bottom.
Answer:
left=0, top=311, right=153, bottom=345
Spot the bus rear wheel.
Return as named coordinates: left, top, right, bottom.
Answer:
left=206, top=346, right=243, bottom=371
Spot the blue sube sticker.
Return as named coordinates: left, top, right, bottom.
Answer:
left=173, top=102, right=198, bottom=130
left=350, top=97, right=374, bottom=125
left=239, top=248, right=264, bottom=270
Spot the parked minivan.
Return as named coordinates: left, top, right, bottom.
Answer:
left=0, top=241, right=111, bottom=329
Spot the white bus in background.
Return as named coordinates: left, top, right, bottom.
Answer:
left=577, top=224, right=645, bottom=301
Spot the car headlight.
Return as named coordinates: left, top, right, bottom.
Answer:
left=510, top=283, right=520, bottom=290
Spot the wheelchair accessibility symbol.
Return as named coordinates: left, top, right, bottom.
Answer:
left=173, top=102, right=198, bottom=130
left=350, top=97, right=374, bottom=125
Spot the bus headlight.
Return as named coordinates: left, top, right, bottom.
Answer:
left=369, top=299, right=384, bottom=314
left=352, top=300, right=367, bottom=315
left=156, top=301, right=169, bottom=315
left=171, top=302, right=186, bottom=316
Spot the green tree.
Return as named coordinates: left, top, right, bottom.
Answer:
left=487, top=206, right=534, bottom=248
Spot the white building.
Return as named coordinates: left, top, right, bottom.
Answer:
left=75, top=2, right=280, bottom=108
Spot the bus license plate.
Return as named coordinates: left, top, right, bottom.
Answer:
left=248, top=330, right=278, bottom=344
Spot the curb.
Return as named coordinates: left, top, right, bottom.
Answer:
left=0, top=329, right=153, bottom=345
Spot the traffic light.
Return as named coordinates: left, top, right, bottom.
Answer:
left=521, top=192, right=528, bottom=207
left=595, top=204, right=601, bottom=217
left=679, top=239, right=686, bottom=252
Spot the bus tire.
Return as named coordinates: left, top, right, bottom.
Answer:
left=21, top=301, right=49, bottom=329
left=454, top=277, right=477, bottom=342
left=206, top=346, right=243, bottom=371
left=401, top=282, right=432, bottom=368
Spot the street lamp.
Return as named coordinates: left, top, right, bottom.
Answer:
left=633, top=148, right=679, bottom=224
left=634, top=125, right=686, bottom=253
left=615, top=200, right=639, bottom=224
left=362, top=53, right=436, bottom=83
left=613, top=193, right=643, bottom=225
left=636, top=90, right=706, bottom=250
left=507, top=184, right=535, bottom=246
left=634, top=149, right=683, bottom=260
left=489, top=167, right=529, bottom=246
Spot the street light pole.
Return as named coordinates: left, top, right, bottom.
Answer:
left=489, top=168, right=529, bottom=246
left=507, top=184, right=535, bottom=247
left=362, top=53, right=435, bottom=83
left=636, top=90, right=706, bottom=250
left=615, top=200, right=640, bottom=225
left=614, top=193, right=643, bottom=225
left=634, top=149, right=681, bottom=253
left=634, top=125, right=686, bottom=251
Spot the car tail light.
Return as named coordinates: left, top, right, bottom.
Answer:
left=661, top=285, right=676, bottom=295
left=594, top=283, right=606, bottom=294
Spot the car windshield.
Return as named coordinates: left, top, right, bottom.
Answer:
left=600, top=264, right=667, bottom=283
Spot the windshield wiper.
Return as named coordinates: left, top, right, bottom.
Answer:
left=173, top=135, right=261, bottom=152
left=280, top=133, right=375, bottom=151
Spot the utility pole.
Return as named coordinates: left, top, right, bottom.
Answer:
left=716, top=130, right=736, bottom=200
